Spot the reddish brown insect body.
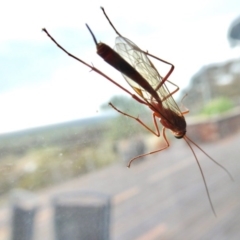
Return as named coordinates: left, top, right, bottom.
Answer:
left=42, top=7, right=233, bottom=216
left=86, top=25, right=162, bottom=104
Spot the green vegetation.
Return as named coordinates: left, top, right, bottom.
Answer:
left=11, top=142, right=115, bottom=191
left=201, top=97, right=234, bottom=116
left=0, top=95, right=153, bottom=196
left=0, top=135, right=117, bottom=194
left=180, top=58, right=240, bottom=115
left=0, top=116, right=118, bottom=195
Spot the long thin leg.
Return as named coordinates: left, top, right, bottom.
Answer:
left=101, top=7, right=123, bottom=37
left=161, top=79, right=180, bottom=102
left=100, top=7, right=175, bottom=92
left=109, top=103, right=160, bottom=137
left=180, top=93, right=189, bottom=114
left=42, top=28, right=147, bottom=106
left=144, top=51, right=175, bottom=88
left=181, top=110, right=190, bottom=115
left=127, top=127, right=169, bottom=167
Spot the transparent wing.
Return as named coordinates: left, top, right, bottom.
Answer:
left=115, top=36, right=183, bottom=117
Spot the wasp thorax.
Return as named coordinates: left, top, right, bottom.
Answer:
left=97, top=43, right=111, bottom=57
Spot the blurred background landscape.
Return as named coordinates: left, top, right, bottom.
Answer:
left=0, top=0, right=240, bottom=239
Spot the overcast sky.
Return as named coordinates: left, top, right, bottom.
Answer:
left=0, top=0, right=239, bottom=134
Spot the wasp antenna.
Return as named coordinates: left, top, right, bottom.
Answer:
left=86, top=24, right=98, bottom=46
left=100, top=6, right=122, bottom=37
left=185, top=135, right=234, bottom=181
left=184, top=137, right=217, bottom=217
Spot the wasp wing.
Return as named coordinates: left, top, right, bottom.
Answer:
left=115, top=36, right=183, bottom=118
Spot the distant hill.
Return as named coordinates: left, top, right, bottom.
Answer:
left=0, top=113, right=116, bottom=158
